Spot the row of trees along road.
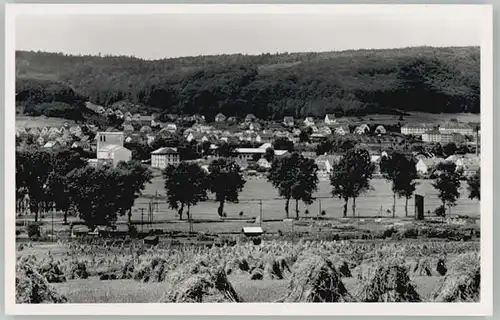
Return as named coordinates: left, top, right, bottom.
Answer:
left=16, top=149, right=481, bottom=227
left=268, top=148, right=480, bottom=219
left=380, top=152, right=418, bottom=217
left=16, top=148, right=152, bottom=228
left=163, top=158, right=246, bottom=220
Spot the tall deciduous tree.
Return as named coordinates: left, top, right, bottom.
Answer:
left=432, top=162, right=461, bottom=215
left=330, top=148, right=375, bottom=217
left=116, top=161, right=153, bottom=224
left=208, top=158, right=246, bottom=218
left=380, top=152, right=418, bottom=217
left=46, top=149, right=87, bottom=223
left=264, top=147, right=275, bottom=163
left=16, top=150, right=54, bottom=221
left=66, top=166, right=123, bottom=229
left=467, top=168, right=480, bottom=200
left=268, top=152, right=319, bottom=219
left=163, top=162, right=208, bottom=220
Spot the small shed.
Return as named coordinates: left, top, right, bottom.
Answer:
left=242, top=227, right=263, bottom=237
left=144, top=235, right=159, bottom=245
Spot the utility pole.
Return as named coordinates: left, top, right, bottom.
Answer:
left=259, top=200, right=263, bottom=226
left=141, top=208, right=144, bottom=233
left=318, top=199, right=322, bottom=219
left=475, top=126, right=479, bottom=156
left=51, top=204, right=54, bottom=242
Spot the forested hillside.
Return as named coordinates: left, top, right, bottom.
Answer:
left=15, top=46, right=480, bottom=121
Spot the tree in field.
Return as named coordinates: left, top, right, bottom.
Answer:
left=66, top=166, right=124, bottom=229
left=431, top=143, right=444, bottom=157
left=46, top=149, right=87, bottom=224
left=443, top=142, right=457, bottom=157
left=268, top=152, right=319, bottom=219
left=432, top=162, right=461, bottom=216
left=330, top=148, right=375, bottom=217
left=16, top=150, right=54, bottom=221
left=116, top=161, right=153, bottom=224
left=290, top=155, right=319, bottom=218
left=264, top=147, right=275, bottom=163
left=467, top=168, right=480, bottom=200
left=208, top=158, right=246, bottom=217
left=163, top=162, right=208, bottom=220
left=380, top=152, right=418, bottom=217
left=217, top=141, right=237, bottom=158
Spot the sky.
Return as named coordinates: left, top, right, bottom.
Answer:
left=14, top=6, right=484, bottom=60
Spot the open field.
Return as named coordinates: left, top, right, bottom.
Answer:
left=51, top=273, right=442, bottom=303
left=18, top=177, right=479, bottom=237
left=16, top=116, right=75, bottom=128
left=17, top=239, right=480, bottom=303
left=131, top=177, right=479, bottom=222
left=341, top=112, right=480, bottom=126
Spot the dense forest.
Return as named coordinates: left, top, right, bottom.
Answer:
left=15, top=46, right=480, bottom=121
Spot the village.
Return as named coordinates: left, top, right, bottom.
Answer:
left=16, top=101, right=481, bottom=181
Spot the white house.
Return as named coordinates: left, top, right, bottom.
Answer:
left=334, top=125, right=349, bottom=136
left=165, top=123, right=177, bottom=133
left=249, top=122, right=261, bottom=131
left=259, top=142, right=273, bottom=150
left=43, top=140, right=60, bottom=149
left=318, top=127, right=332, bottom=135
left=415, top=157, right=444, bottom=175
left=97, top=145, right=132, bottom=167
left=304, top=117, right=315, bottom=127
left=151, top=147, right=180, bottom=169
left=215, top=113, right=227, bottom=123
left=324, top=114, right=336, bottom=125
left=94, top=131, right=131, bottom=167
left=257, top=158, right=271, bottom=169
left=355, top=124, right=370, bottom=135
left=283, top=116, right=294, bottom=127
left=374, top=125, right=387, bottom=134
left=315, top=155, right=342, bottom=174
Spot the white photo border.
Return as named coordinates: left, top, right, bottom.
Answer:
left=4, top=3, right=493, bottom=316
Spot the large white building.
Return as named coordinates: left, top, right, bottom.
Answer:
left=400, top=123, right=435, bottom=136
left=422, top=130, right=465, bottom=144
left=90, top=132, right=132, bottom=167
left=438, top=122, right=474, bottom=136
left=234, top=148, right=288, bottom=161
left=151, top=147, right=180, bottom=169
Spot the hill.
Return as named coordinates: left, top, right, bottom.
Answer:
left=15, top=47, right=480, bottom=121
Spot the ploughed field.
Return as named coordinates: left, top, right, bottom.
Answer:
left=132, top=178, right=479, bottom=222
left=16, top=239, right=480, bottom=303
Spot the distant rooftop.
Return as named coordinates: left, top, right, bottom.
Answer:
left=151, top=147, right=179, bottom=155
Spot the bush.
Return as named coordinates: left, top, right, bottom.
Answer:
left=26, top=223, right=41, bottom=240
left=435, top=205, right=446, bottom=218
left=382, top=227, right=397, bottom=238
left=400, top=227, right=419, bottom=239
left=320, top=210, right=326, bottom=216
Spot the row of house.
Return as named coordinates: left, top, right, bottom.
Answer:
left=415, top=154, right=480, bottom=177
left=421, top=130, right=465, bottom=144
left=401, top=122, right=476, bottom=136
